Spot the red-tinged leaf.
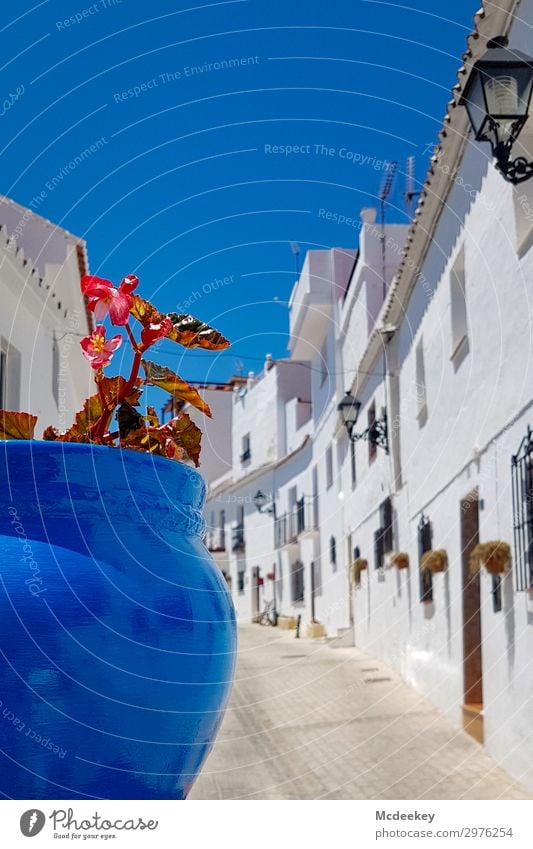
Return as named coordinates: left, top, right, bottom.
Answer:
left=130, top=295, right=230, bottom=351
left=61, top=393, right=104, bottom=442
left=120, top=425, right=164, bottom=456
left=43, top=425, right=60, bottom=441
left=145, top=405, right=160, bottom=427
left=99, top=375, right=142, bottom=408
left=0, top=410, right=37, bottom=440
left=167, top=412, right=202, bottom=467
left=116, top=402, right=144, bottom=439
left=129, top=294, right=163, bottom=327
left=120, top=412, right=202, bottom=466
left=142, top=360, right=212, bottom=417
left=166, top=313, right=230, bottom=350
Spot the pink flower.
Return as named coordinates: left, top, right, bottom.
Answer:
left=140, top=318, right=173, bottom=350
left=81, top=274, right=139, bottom=326
left=80, top=325, right=122, bottom=370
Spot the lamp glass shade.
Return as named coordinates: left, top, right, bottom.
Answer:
left=253, top=490, right=268, bottom=511
left=461, top=43, right=533, bottom=147
left=338, top=392, right=361, bottom=429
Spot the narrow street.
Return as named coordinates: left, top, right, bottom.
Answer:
left=191, top=625, right=531, bottom=800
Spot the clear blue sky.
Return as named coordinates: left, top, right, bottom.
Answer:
left=2, top=0, right=479, bottom=384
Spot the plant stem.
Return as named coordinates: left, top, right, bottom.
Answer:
left=93, top=323, right=142, bottom=441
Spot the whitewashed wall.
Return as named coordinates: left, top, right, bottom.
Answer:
left=0, top=203, right=91, bottom=431
left=347, top=2, right=533, bottom=791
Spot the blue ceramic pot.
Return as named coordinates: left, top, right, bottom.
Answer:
left=0, top=441, right=236, bottom=799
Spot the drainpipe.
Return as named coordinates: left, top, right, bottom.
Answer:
left=380, top=326, right=402, bottom=491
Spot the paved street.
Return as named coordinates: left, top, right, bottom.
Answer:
left=191, top=625, right=531, bottom=800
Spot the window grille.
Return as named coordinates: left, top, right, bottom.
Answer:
left=381, top=498, right=393, bottom=552
left=511, top=427, right=533, bottom=591
left=291, top=560, right=304, bottom=602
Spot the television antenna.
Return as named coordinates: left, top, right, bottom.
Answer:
left=378, top=161, right=398, bottom=300
left=290, top=241, right=301, bottom=276
left=404, top=155, right=422, bottom=216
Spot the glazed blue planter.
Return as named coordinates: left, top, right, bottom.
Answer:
left=0, top=441, right=236, bottom=800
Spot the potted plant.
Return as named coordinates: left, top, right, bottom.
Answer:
left=0, top=273, right=237, bottom=800
left=421, top=549, right=448, bottom=573
left=469, top=541, right=511, bottom=576
left=391, top=552, right=410, bottom=570
left=350, top=557, right=368, bottom=585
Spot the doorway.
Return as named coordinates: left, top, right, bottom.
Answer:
left=460, top=491, right=484, bottom=744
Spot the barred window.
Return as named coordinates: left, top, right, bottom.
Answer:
left=291, top=560, right=304, bottom=603
left=374, top=497, right=393, bottom=569
left=511, top=427, right=533, bottom=591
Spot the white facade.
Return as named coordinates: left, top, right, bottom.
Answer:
left=340, top=0, right=533, bottom=792
left=0, top=196, right=92, bottom=429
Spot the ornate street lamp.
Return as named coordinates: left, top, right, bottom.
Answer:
left=253, top=489, right=275, bottom=515
left=459, top=36, right=533, bottom=184
left=337, top=391, right=388, bottom=453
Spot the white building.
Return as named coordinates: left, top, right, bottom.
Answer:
left=0, top=196, right=92, bottom=428
left=338, top=0, right=533, bottom=791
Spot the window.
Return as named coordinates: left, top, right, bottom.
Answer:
left=232, top=505, right=245, bottom=551
left=0, top=341, right=21, bottom=411
left=415, top=338, right=428, bottom=422
left=380, top=497, right=393, bottom=553
left=418, top=514, right=433, bottom=603
left=511, top=427, right=533, bottom=591
left=450, top=247, right=467, bottom=357
left=291, top=560, right=305, bottom=603
left=237, top=571, right=245, bottom=594
left=329, top=535, right=337, bottom=567
left=326, top=445, right=333, bottom=489
left=374, top=497, right=393, bottom=569
left=368, top=402, right=377, bottom=462
left=320, top=338, right=328, bottom=386
left=240, top=433, right=251, bottom=463
left=350, top=439, right=357, bottom=488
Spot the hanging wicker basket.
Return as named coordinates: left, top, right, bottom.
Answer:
left=350, top=558, right=368, bottom=585
left=469, top=541, right=511, bottom=576
left=391, top=552, right=410, bottom=570
left=421, top=549, right=448, bottom=573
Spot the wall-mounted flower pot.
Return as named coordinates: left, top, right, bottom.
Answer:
left=350, top=558, right=368, bottom=585
left=469, top=541, right=511, bottom=576
left=392, top=552, right=410, bottom=570
left=421, top=549, right=448, bottom=573
left=0, top=441, right=237, bottom=800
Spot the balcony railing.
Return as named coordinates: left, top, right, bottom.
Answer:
left=274, top=497, right=318, bottom=548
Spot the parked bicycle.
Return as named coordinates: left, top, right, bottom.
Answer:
left=258, top=599, right=278, bottom=626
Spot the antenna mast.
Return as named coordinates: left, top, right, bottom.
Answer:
left=404, top=155, right=422, bottom=217
left=290, top=241, right=301, bottom=277
left=378, top=161, right=397, bottom=301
